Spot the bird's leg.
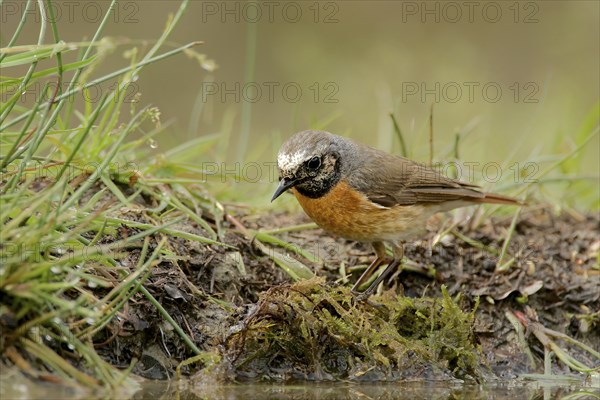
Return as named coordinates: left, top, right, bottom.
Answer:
left=357, top=242, right=404, bottom=299
left=350, top=242, right=386, bottom=294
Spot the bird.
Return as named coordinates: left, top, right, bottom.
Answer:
left=271, top=130, right=522, bottom=298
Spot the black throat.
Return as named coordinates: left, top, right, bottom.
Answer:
left=294, top=166, right=341, bottom=199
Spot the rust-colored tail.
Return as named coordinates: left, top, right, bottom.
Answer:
left=475, top=192, right=524, bottom=205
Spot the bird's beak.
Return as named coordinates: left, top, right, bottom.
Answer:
left=271, top=178, right=297, bottom=202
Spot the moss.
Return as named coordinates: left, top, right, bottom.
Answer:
left=225, top=278, right=482, bottom=381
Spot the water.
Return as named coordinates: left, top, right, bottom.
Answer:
left=134, top=382, right=598, bottom=400
left=2, top=368, right=597, bottom=400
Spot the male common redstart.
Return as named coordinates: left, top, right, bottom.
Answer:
left=272, top=130, right=520, bottom=298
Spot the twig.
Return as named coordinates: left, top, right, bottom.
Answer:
left=429, top=103, right=434, bottom=166
left=390, top=113, right=408, bottom=157
left=512, top=309, right=600, bottom=374
left=496, top=206, right=522, bottom=271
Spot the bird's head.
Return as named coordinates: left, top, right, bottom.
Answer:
left=272, top=130, right=343, bottom=201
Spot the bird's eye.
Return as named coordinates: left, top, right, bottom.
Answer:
left=307, top=156, right=321, bottom=170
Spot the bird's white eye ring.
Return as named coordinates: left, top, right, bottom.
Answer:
left=307, top=156, right=321, bottom=170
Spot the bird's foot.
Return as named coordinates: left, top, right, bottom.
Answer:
left=350, top=287, right=385, bottom=308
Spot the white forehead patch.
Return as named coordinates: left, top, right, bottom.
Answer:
left=277, top=150, right=307, bottom=171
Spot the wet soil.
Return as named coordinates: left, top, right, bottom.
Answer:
left=4, top=186, right=599, bottom=384
left=94, top=202, right=599, bottom=382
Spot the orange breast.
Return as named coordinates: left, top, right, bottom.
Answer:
left=292, top=180, right=429, bottom=243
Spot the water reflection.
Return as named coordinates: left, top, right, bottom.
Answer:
left=2, top=367, right=596, bottom=400
left=133, top=381, right=596, bottom=400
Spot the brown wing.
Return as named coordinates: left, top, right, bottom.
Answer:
left=349, top=147, right=485, bottom=207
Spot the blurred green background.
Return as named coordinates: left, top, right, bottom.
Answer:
left=2, top=0, right=599, bottom=207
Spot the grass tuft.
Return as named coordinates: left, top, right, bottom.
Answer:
left=0, top=0, right=223, bottom=389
